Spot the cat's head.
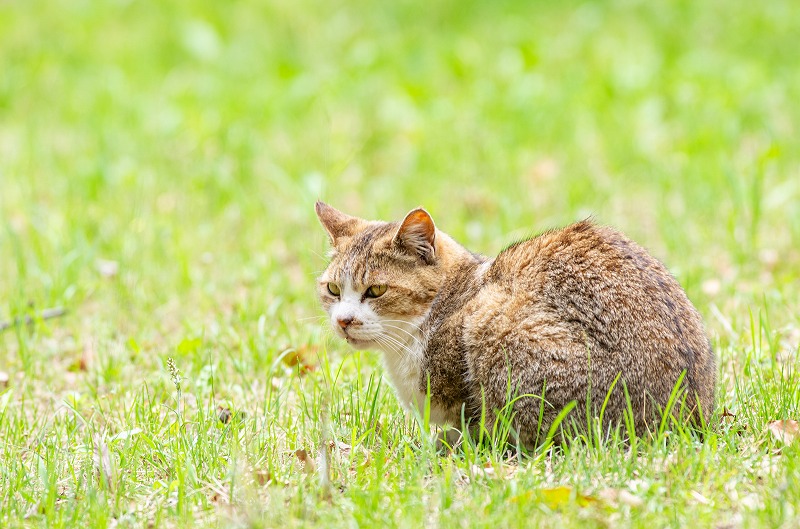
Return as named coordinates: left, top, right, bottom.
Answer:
left=314, top=201, right=444, bottom=351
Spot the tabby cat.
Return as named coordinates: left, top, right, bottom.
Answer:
left=315, top=201, right=716, bottom=448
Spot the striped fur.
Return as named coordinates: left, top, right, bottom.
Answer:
left=315, top=202, right=716, bottom=448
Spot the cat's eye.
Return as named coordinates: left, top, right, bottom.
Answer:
left=327, top=283, right=341, bottom=296
left=365, top=285, right=387, bottom=298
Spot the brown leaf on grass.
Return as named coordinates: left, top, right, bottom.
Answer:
left=719, top=406, right=747, bottom=436
left=217, top=406, right=232, bottom=424
left=329, top=440, right=352, bottom=457
left=79, top=339, right=95, bottom=371
left=217, top=406, right=245, bottom=424
left=327, top=440, right=374, bottom=477
left=767, top=420, right=800, bottom=445
left=470, top=463, right=498, bottom=479
left=295, top=449, right=316, bottom=474
left=281, top=345, right=319, bottom=375
left=254, top=469, right=272, bottom=486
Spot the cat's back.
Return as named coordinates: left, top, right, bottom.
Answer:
left=484, top=220, right=694, bottom=337
left=458, top=220, right=715, bottom=431
left=487, top=220, right=654, bottom=291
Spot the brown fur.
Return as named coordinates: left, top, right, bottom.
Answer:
left=315, top=202, right=716, bottom=448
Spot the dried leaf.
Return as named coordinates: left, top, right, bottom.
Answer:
left=470, top=464, right=497, bottom=478
left=541, top=487, right=572, bottom=509
left=218, top=406, right=232, bottom=424
left=93, top=434, right=115, bottom=491
left=176, top=338, right=202, bottom=355
left=509, top=490, right=534, bottom=504
left=281, top=346, right=319, bottom=375
left=719, top=406, right=747, bottom=436
left=217, top=406, right=245, bottom=424
left=767, top=420, right=799, bottom=445
left=295, top=449, right=316, bottom=474
left=79, top=340, right=95, bottom=371
left=540, top=486, right=598, bottom=509
left=254, top=469, right=272, bottom=486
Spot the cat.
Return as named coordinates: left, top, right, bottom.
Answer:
left=315, top=201, right=716, bottom=448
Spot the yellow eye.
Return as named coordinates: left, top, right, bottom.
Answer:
left=327, top=283, right=341, bottom=296
left=365, top=285, right=387, bottom=298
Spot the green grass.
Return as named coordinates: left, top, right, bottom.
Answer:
left=1, top=0, right=799, bottom=527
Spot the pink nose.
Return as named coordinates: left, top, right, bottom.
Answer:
left=337, top=317, right=353, bottom=329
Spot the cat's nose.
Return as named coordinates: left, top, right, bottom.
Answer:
left=337, top=317, right=354, bottom=329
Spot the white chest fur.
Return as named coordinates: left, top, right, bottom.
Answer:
left=378, top=328, right=452, bottom=426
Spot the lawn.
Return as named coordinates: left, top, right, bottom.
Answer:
left=1, top=0, right=799, bottom=527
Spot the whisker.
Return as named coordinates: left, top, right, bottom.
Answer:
left=373, top=336, right=404, bottom=359
left=379, top=320, right=423, bottom=341
left=381, top=323, right=424, bottom=348
left=377, top=333, right=416, bottom=358
left=309, top=249, right=329, bottom=262
left=297, top=315, right=329, bottom=322
left=380, top=318, right=422, bottom=330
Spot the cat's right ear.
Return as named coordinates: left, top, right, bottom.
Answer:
left=315, top=201, right=363, bottom=245
left=394, top=207, right=436, bottom=264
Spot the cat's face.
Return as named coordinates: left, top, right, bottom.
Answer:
left=315, top=202, right=442, bottom=352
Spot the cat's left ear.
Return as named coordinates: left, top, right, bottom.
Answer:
left=394, top=208, right=436, bottom=264
left=315, top=201, right=364, bottom=244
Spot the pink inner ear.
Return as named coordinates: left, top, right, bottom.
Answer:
left=403, top=211, right=435, bottom=239
left=396, top=209, right=436, bottom=261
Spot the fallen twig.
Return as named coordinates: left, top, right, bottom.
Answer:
left=0, top=307, right=67, bottom=333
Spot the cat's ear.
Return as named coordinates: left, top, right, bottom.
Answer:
left=315, top=201, right=363, bottom=244
left=394, top=208, right=436, bottom=264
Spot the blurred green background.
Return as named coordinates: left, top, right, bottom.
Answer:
left=2, top=0, right=799, bottom=329
left=1, top=0, right=799, bottom=387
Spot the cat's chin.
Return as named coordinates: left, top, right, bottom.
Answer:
left=344, top=336, right=373, bottom=350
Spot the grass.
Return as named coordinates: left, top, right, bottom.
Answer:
left=1, top=0, right=799, bottom=526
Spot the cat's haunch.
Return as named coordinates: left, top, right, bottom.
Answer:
left=315, top=201, right=716, bottom=448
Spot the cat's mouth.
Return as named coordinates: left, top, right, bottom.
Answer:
left=341, top=332, right=372, bottom=349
